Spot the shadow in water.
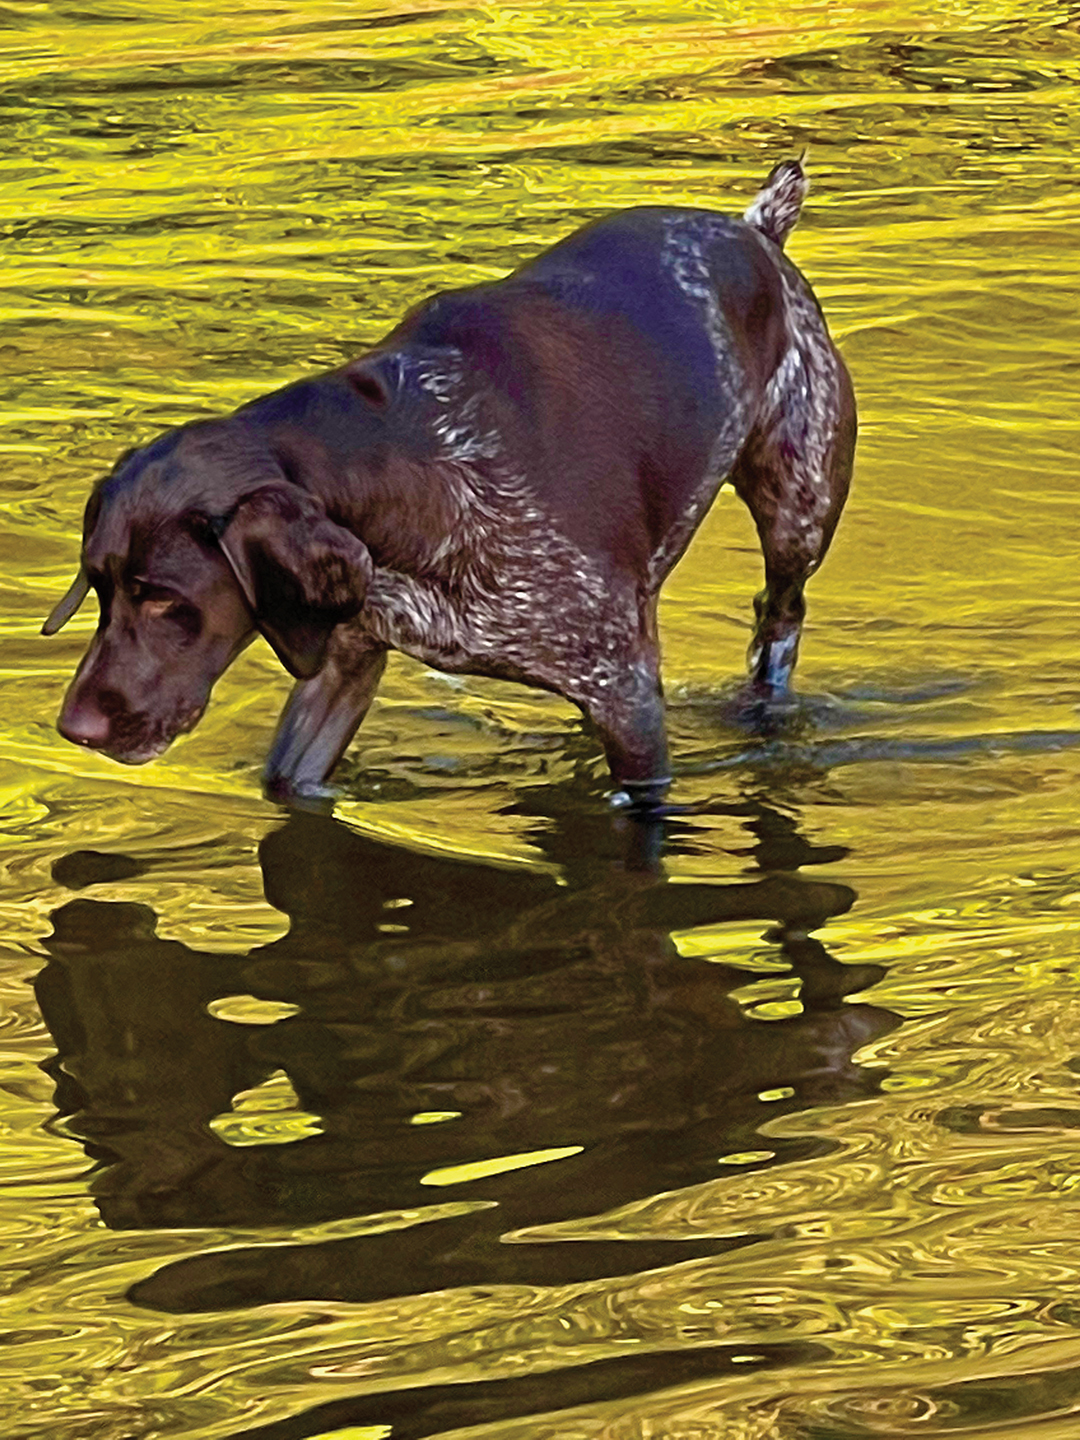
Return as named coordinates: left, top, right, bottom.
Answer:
left=36, top=785, right=897, bottom=1438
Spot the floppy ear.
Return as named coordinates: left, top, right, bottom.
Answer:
left=217, top=485, right=373, bottom=679
left=42, top=567, right=91, bottom=635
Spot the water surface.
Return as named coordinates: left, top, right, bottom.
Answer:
left=2, top=1, right=1080, bottom=1437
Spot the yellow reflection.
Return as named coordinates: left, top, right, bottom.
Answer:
left=206, top=995, right=301, bottom=1025
left=209, top=1070, right=323, bottom=1148
left=310, top=1428, right=390, bottom=1440
left=421, top=1144, right=583, bottom=1187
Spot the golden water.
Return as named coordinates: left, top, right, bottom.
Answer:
left=3, top=2, right=1080, bottom=1436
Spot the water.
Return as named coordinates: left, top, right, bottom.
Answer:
left=3, top=1, right=1080, bottom=1436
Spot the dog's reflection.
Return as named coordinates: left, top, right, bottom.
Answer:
left=37, top=794, right=895, bottom=1314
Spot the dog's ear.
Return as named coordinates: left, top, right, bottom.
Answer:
left=217, top=485, right=373, bottom=679
left=42, top=567, right=91, bottom=635
left=42, top=481, right=107, bottom=635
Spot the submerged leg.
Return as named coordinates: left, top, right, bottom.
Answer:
left=263, top=630, right=388, bottom=801
left=747, top=564, right=809, bottom=696
left=575, top=648, right=672, bottom=810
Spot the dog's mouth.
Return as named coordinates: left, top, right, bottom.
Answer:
left=100, top=729, right=177, bottom=765
left=102, top=743, right=171, bottom=766
left=99, top=704, right=205, bottom=765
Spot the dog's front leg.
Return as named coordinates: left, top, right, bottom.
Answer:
left=263, top=626, right=387, bottom=802
left=575, top=654, right=672, bottom=811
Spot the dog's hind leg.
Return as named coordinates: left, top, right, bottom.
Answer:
left=263, top=628, right=388, bottom=801
left=733, top=319, right=856, bottom=699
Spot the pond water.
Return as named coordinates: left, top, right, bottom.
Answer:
left=3, top=1, right=1080, bottom=1436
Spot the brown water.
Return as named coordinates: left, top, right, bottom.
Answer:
left=3, top=2, right=1080, bottom=1437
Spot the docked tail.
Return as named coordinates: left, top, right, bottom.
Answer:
left=743, top=156, right=809, bottom=249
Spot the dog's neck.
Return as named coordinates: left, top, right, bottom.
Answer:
left=239, top=357, right=521, bottom=581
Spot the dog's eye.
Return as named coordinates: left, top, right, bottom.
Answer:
left=158, top=598, right=202, bottom=640
left=130, top=579, right=175, bottom=607
left=166, top=602, right=202, bottom=640
left=142, top=597, right=176, bottom=619
left=129, top=582, right=199, bottom=636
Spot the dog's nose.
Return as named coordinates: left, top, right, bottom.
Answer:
left=58, top=695, right=112, bottom=749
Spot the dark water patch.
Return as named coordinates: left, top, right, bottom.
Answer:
left=798, top=1358, right=1080, bottom=1436
left=674, top=675, right=986, bottom=733
left=230, top=1340, right=831, bottom=1440
left=685, top=726, right=1080, bottom=779
left=937, top=1102, right=1080, bottom=1135
left=50, top=847, right=148, bottom=888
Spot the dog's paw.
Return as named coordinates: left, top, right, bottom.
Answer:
left=608, top=776, right=675, bottom=814
left=263, top=774, right=339, bottom=813
left=725, top=682, right=801, bottom=734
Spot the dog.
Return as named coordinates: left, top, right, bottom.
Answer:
left=43, top=159, right=854, bottom=806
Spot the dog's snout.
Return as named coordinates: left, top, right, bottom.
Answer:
left=58, top=699, right=111, bottom=749
left=58, top=688, right=129, bottom=751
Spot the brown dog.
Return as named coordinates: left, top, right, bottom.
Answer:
left=44, top=160, right=854, bottom=806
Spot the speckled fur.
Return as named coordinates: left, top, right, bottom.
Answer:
left=749, top=247, right=844, bottom=560
left=647, top=212, right=754, bottom=590
left=365, top=354, right=642, bottom=710
left=743, top=157, right=810, bottom=248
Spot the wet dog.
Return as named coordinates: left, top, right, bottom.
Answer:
left=44, top=159, right=854, bottom=805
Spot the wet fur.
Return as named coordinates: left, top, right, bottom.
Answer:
left=45, top=159, right=855, bottom=804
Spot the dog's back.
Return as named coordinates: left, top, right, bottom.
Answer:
left=377, top=203, right=795, bottom=578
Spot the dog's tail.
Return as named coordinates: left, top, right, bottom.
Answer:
left=743, top=155, right=809, bottom=249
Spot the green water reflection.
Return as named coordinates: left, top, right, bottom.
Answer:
left=3, top=1, right=1080, bottom=1436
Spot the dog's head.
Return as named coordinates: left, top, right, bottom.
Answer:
left=44, top=420, right=373, bottom=764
